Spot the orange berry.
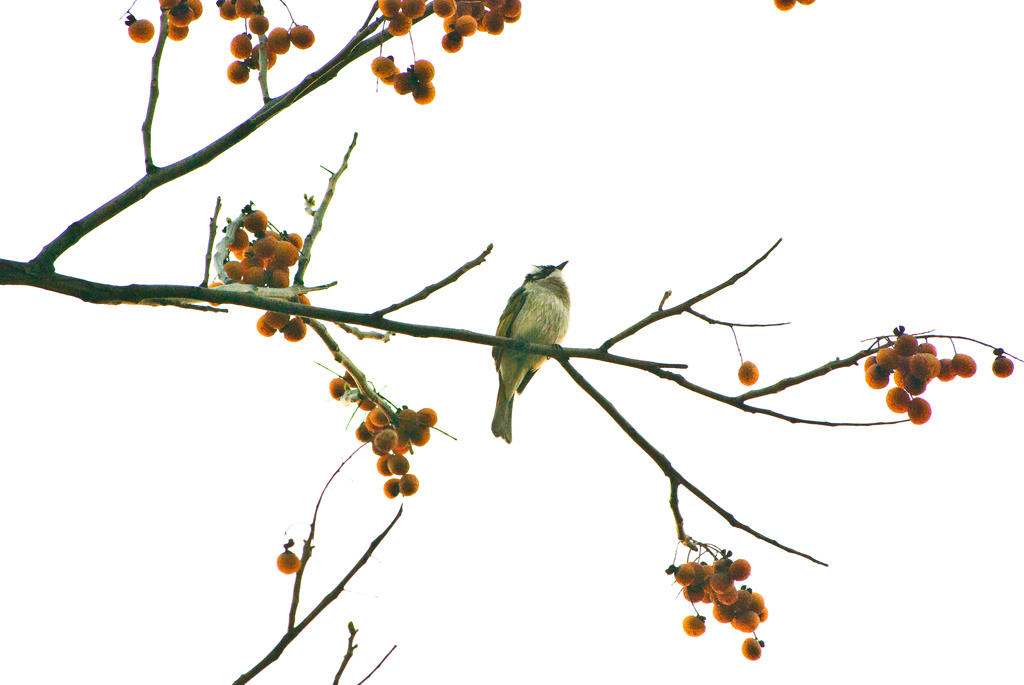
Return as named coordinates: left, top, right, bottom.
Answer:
left=329, top=377, right=347, bottom=400
left=798, top=0, right=816, bottom=4
left=481, top=10, right=504, bottom=34
left=168, top=24, right=189, bottom=40
left=374, top=428, right=399, bottom=455
left=229, top=227, right=250, bottom=250
left=728, top=559, right=751, bottom=582
left=186, top=0, right=204, bottom=19
left=358, top=397, right=375, bottom=412
left=393, top=73, right=415, bottom=95
left=434, top=0, right=457, bottom=18
left=951, top=353, right=977, bottom=378
left=354, top=422, right=374, bottom=443
left=128, top=18, right=156, bottom=43
left=501, top=0, right=522, bottom=18
left=737, top=361, right=759, bottom=386
left=386, top=453, right=410, bottom=476
left=712, top=601, right=736, bottom=624
left=230, top=33, right=253, bottom=59
left=277, top=550, right=301, bottom=574
left=169, top=5, right=195, bottom=27
left=367, top=406, right=390, bottom=430
left=253, top=236, right=278, bottom=262
left=774, top=0, right=797, bottom=9
left=243, top=210, right=268, bottom=233
left=289, top=25, right=315, bottom=49
left=283, top=232, right=303, bottom=250
left=731, top=610, right=760, bottom=633
left=371, top=56, right=399, bottom=79
left=938, top=358, right=957, bottom=382
left=993, top=355, right=1014, bottom=378
left=248, top=14, right=269, bottom=35
left=759, top=607, right=769, bottom=622
left=242, top=266, right=266, bottom=285
left=160, top=0, right=178, bottom=9
left=297, top=294, right=311, bottom=306
left=899, top=370, right=928, bottom=396
left=864, top=355, right=877, bottom=372
left=412, top=82, right=436, bottom=105
left=271, top=241, right=300, bottom=268
left=267, top=27, right=291, bottom=54
left=235, top=0, right=257, bottom=18
left=400, top=473, right=420, bottom=496
left=409, top=424, right=431, bottom=446
left=412, top=59, right=435, bottom=83
left=894, top=334, right=919, bottom=357
left=708, top=572, right=734, bottom=593
left=383, top=478, right=402, bottom=499
left=415, top=408, right=438, bottom=427
left=908, top=397, right=931, bottom=425
left=269, top=268, right=290, bottom=288
left=918, top=342, right=938, bottom=356
left=220, top=1, right=238, bottom=20
left=741, top=637, right=762, bottom=661
left=379, top=0, right=401, bottom=18
left=376, top=454, right=392, bottom=476
left=682, top=615, right=706, bottom=637
left=674, top=564, right=696, bottom=586
left=223, top=260, right=244, bottom=281
left=909, top=353, right=940, bottom=382
left=885, top=387, right=911, bottom=414
left=256, top=313, right=277, bottom=337
left=227, top=60, right=250, bottom=84
left=716, top=584, right=739, bottom=605
left=441, top=31, right=463, bottom=53
left=455, top=15, right=477, bottom=36
left=865, top=364, right=890, bottom=390
left=401, top=0, right=426, bottom=19
left=389, top=13, right=413, bottom=36
left=748, top=592, right=766, bottom=615
left=282, top=317, right=307, bottom=342
left=875, top=347, right=899, bottom=372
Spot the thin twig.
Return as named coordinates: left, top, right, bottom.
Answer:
left=332, top=622, right=359, bottom=685
left=689, top=308, right=789, bottom=328
left=307, top=318, right=396, bottom=424
left=355, top=646, right=398, bottom=685
left=257, top=33, right=270, bottom=104
left=658, top=290, right=672, bottom=311
left=336, top=322, right=393, bottom=341
left=142, top=12, right=169, bottom=173
left=232, top=506, right=403, bottom=685
left=294, top=133, right=359, bottom=286
left=600, top=239, right=782, bottom=350
left=372, top=244, right=494, bottom=317
left=202, top=197, right=222, bottom=286
left=558, top=358, right=828, bottom=566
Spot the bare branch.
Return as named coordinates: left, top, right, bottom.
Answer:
left=232, top=506, right=403, bottom=685
left=658, top=290, right=672, bottom=311
left=600, top=238, right=783, bottom=350
left=257, top=34, right=270, bottom=103
left=307, top=319, right=396, bottom=423
left=142, top=12, right=169, bottom=173
left=336, top=322, right=393, bottom=341
left=202, top=196, right=222, bottom=287
left=295, top=132, right=359, bottom=286
left=372, top=244, right=493, bottom=317
left=558, top=358, right=827, bottom=566
left=332, top=622, right=359, bottom=685
left=354, top=646, right=398, bottom=685
left=689, top=308, right=789, bottom=328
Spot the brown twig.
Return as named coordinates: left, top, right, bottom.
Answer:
left=558, top=358, right=828, bottom=566
left=294, top=132, right=359, bottom=286
left=201, top=197, right=222, bottom=287
left=307, top=318, right=396, bottom=423
left=372, top=244, right=493, bottom=317
left=142, top=12, right=169, bottom=173
left=332, top=622, right=359, bottom=685
left=257, top=33, right=270, bottom=104
left=355, top=646, right=398, bottom=685
left=336, top=322, right=393, bottom=341
left=689, top=308, right=789, bottom=328
left=232, top=506, right=403, bottom=685
left=600, top=239, right=783, bottom=350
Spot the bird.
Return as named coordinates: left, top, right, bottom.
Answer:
left=491, top=261, right=570, bottom=443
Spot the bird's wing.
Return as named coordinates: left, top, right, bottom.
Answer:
left=516, top=368, right=537, bottom=395
left=494, top=286, right=528, bottom=369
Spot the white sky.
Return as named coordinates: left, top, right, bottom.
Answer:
left=2, top=1, right=1022, bottom=683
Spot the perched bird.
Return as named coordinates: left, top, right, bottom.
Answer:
left=491, top=261, right=571, bottom=443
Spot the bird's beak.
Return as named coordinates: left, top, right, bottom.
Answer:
left=556, top=260, right=568, bottom=271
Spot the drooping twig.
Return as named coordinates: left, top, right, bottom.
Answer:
left=372, top=244, right=494, bottom=317
left=307, top=318, right=396, bottom=423
left=332, top=622, right=359, bottom=685
left=600, top=238, right=783, bottom=350
left=232, top=506, right=403, bottom=685
left=689, top=308, right=789, bottom=328
left=558, top=358, right=828, bottom=566
left=355, top=646, right=398, bottom=685
left=201, top=197, right=222, bottom=287
left=142, top=12, right=169, bottom=173
left=294, top=132, right=359, bottom=286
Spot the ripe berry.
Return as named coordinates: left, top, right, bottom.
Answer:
left=907, top=397, right=931, bottom=425
left=412, top=59, right=435, bottom=83
left=388, top=13, right=412, bottom=36
left=865, top=364, right=889, bottom=390
left=393, top=73, right=415, bottom=95
left=728, top=558, right=751, bottom=582
left=289, top=25, right=315, bottom=49
left=243, top=210, right=269, bottom=233
left=434, top=0, right=457, bottom=18
left=253, top=235, right=278, bottom=262
left=885, top=387, right=911, bottom=414
left=329, top=377, right=347, bottom=400
left=386, top=453, right=411, bottom=476
left=774, top=0, right=797, bottom=9
left=227, top=60, right=250, bottom=83
left=738, top=361, right=759, bottom=386
left=455, top=15, right=477, bottom=36
left=371, top=56, right=399, bottom=79
left=415, top=408, right=438, bottom=427
left=918, top=342, right=938, bottom=356
left=441, top=31, right=463, bottom=53
left=256, top=313, right=277, bottom=337
left=235, top=0, right=257, bottom=18
left=875, top=347, right=899, bottom=372
left=168, top=24, right=189, bottom=41
left=992, top=355, right=1014, bottom=378
left=383, top=478, right=402, bottom=499
left=731, top=610, right=760, bottom=633
left=374, top=428, right=398, bottom=455
left=261, top=310, right=289, bottom=330
left=267, top=28, right=291, bottom=54
left=230, top=33, right=253, bottom=59
left=187, top=0, right=204, bottom=20
left=367, top=406, right=390, bottom=429
left=223, top=260, right=244, bottom=281
left=409, top=424, right=431, bottom=446
left=269, top=268, right=290, bottom=288
left=502, top=0, right=522, bottom=19
left=242, top=266, right=266, bottom=285
left=128, top=18, right=156, bottom=44
left=741, top=637, right=762, bottom=661
left=798, top=0, right=816, bottom=4
left=277, top=550, right=301, bottom=574
left=894, top=334, right=919, bottom=357
left=674, top=564, right=696, bottom=586
left=249, top=14, right=269, bottom=35
left=481, top=10, right=504, bottom=34
left=379, top=0, right=401, bottom=18
left=354, top=422, right=374, bottom=443
left=376, top=454, right=392, bottom=476
left=220, top=1, right=238, bottom=20
left=272, top=241, right=300, bottom=267
left=951, top=353, right=977, bottom=378
left=284, top=232, right=303, bottom=249
left=938, top=358, right=957, bottom=382
left=412, top=82, right=436, bottom=105
left=169, top=6, right=195, bottom=27
left=682, top=615, right=706, bottom=637
left=399, top=473, right=420, bottom=496
left=909, top=353, right=940, bottom=382
left=401, top=0, right=426, bottom=19
left=282, top=317, right=307, bottom=342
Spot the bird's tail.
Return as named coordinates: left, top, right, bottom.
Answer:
left=491, top=386, right=515, bottom=443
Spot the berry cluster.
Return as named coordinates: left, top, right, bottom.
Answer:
left=737, top=360, right=759, bottom=387
left=277, top=539, right=301, bottom=574
left=353, top=401, right=438, bottom=499
left=220, top=1, right=315, bottom=84
left=371, top=57, right=436, bottom=104
left=774, top=0, right=816, bottom=11
left=380, top=0, right=426, bottom=37
left=436, top=0, right=522, bottom=53
left=671, top=554, right=768, bottom=661
left=126, top=0, right=204, bottom=43
left=864, top=329, right=1014, bottom=425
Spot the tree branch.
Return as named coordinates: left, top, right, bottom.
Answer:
left=371, top=243, right=493, bottom=317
